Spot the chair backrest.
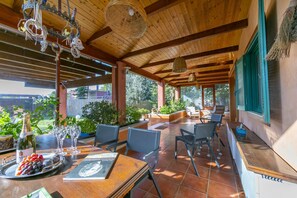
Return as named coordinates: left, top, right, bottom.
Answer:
left=194, top=123, right=217, bottom=140
left=213, top=105, right=225, bottom=115
left=127, top=127, right=161, bottom=154
left=186, top=106, right=196, bottom=114
left=94, top=124, right=119, bottom=145
left=210, top=114, right=223, bottom=124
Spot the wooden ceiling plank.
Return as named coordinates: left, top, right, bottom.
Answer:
left=142, top=46, right=237, bottom=68
left=86, top=0, right=184, bottom=45
left=0, top=34, right=107, bottom=76
left=154, top=60, right=232, bottom=74
left=0, top=4, right=118, bottom=65
left=63, top=74, right=112, bottom=88
left=0, top=52, right=83, bottom=79
left=122, top=19, right=247, bottom=58
left=0, top=72, right=55, bottom=83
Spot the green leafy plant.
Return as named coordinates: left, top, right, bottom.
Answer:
left=138, top=108, right=150, bottom=115
left=126, top=106, right=142, bottom=125
left=0, top=96, right=59, bottom=139
left=82, top=101, right=118, bottom=125
left=159, top=100, right=186, bottom=114
left=159, top=105, right=173, bottom=114
left=77, top=118, right=96, bottom=134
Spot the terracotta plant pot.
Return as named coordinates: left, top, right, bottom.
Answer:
left=0, top=135, right=14, bottom=150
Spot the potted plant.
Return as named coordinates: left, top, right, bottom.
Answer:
left=137, top=108, right=150, bottom=120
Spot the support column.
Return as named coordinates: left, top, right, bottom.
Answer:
left=229, top=76, right=236, bottom=121
left=55, top=49, right=61, bottom=125
left=175, top=86, right=181, bottom=101
left=201, top=86, right=204, bottom=110
left=158, top=80, right=165, bottom=109
left=59, top=84, right=67, bottom=121
left=112, top=61, right=126, bottom=124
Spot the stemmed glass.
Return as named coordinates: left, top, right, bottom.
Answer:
left=51, top=126, right=62, bottom=154
left=66, top=125, right=76, bottom=151
left=57, top=126, right=68, bottom=155
left=72, top=125, right=81, bottom=155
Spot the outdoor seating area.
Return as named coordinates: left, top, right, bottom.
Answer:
left=1, top=0, right=297, bottom=197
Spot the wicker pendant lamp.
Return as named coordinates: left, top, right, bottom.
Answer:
left=105, top=0, right=148, bottom=38
left=172, top=57, right=187, bottom=73
left=188, top=73, right=196, bottom=82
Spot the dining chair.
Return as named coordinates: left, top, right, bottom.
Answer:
left=107, top=127, right=163, bottom=198
left=175, top=123, right=219, bottom=176
left=94, top=124, right=119, bottom=152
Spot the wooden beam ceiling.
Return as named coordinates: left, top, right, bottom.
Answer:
left=154, top=60, right=233, bottom=75
left=63, top=75, right=112, bottom=89
left=122, top=19, right=248, bottom=58
left=86, top=0, right=183, bottom=45
left=176, top=80, right=229, bottom=87
left=142, top=46, right=238, bottom=69
left=0, top=31, right=111, bottom=74
left=0, top=42, right=107, bottom=77
left=0, top=4, right=118, bottom=65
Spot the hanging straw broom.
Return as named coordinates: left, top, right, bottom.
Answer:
left=266, top=0, right=297, bottom=60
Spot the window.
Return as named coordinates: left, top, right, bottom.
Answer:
left=203, top=87, right=214, bottom=108
left=236, top=34, right=263, bottom=114
left=245, top=36, right=262, bottom=114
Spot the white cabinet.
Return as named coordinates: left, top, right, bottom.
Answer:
left=226, top=123, right=297, bottom=198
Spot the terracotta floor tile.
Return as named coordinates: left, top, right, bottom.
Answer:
left=187, top=165, right=210, bottom=178
left=208, top=180, right=239, bottom=198
left=149, top=177, right=179, bottom=198
left=144, top=192, right=159, bottom=198
left=138, top=178, right=153, bottom=191
left=167, top=159, right=190, bottom=173
left=181, top=173, right=208, bottom=193
left=210, top=169, right=236, bottom=188
left=176, top=186, right=207, bottom=198
left=145, top=118, right=245, bottom=198
left=156, top=168, right=185, bottom=184
left=132, top=188, right=147, bottom=198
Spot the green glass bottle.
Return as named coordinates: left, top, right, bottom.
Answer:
left=16, top=114, right=34, bottom=163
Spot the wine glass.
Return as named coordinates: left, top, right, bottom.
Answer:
left=66, top=125, right=76, bottom=151
left=51, top=126, right=61, bottom=153
left=57, top=126, right=67, bottom=156
left=72, top=125, right=81, bottom=155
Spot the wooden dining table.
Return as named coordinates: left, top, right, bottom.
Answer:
left=0, top=135, right=150, bottom=198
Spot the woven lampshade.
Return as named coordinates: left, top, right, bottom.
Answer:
left=188, top=73, right=196, bottom=82
left=105, top=0, right=148, bottom=38
left=172, top=57, right=187, bottom=73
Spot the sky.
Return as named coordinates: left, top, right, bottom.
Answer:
left=0, top=80, right=53, bottom=95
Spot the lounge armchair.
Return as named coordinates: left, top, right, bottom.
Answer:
left=186, top=106, right=200, bottom=119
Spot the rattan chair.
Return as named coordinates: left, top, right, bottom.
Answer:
left=107, top=127, right=162, bottom=198
left=94, top=124, right=119, bottom=152
left=175, top=123, right=219, bottom=176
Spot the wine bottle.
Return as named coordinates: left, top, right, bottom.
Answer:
left=25, top=113, right=36, bottom=153
left=16, top=113, right=33, bottom=163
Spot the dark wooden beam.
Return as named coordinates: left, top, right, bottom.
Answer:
left=0, top=72, right=54, bottom=83
left=86, top=0, right=183, bottom=44
left=154, top=60, right=233, bottom=74
left=63, top=75, right=112, bottom=88
left=164, top=71, right=229, bottom=80
left=142, top=47, right=237, bottom=68
left=198, top=68, right=230, bottom=74
left=0, top=31, right=111, bottom=74
left=12, top=0, right=22, bottom=12
left=25, top=81, right=55, bottom=89
left=122, top=61, right=162, bottom=82
left=0, top=60, right=78, bottom=80
left=176, top=81, right=229, bottom=87
left=0, top=4, right=118, bottom=65
left=122, top=19, right=248, bottom=58
left=174, top=76, right=229, bottom=84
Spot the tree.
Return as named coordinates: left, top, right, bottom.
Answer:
left=74, top=86, right=89, bottom=99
